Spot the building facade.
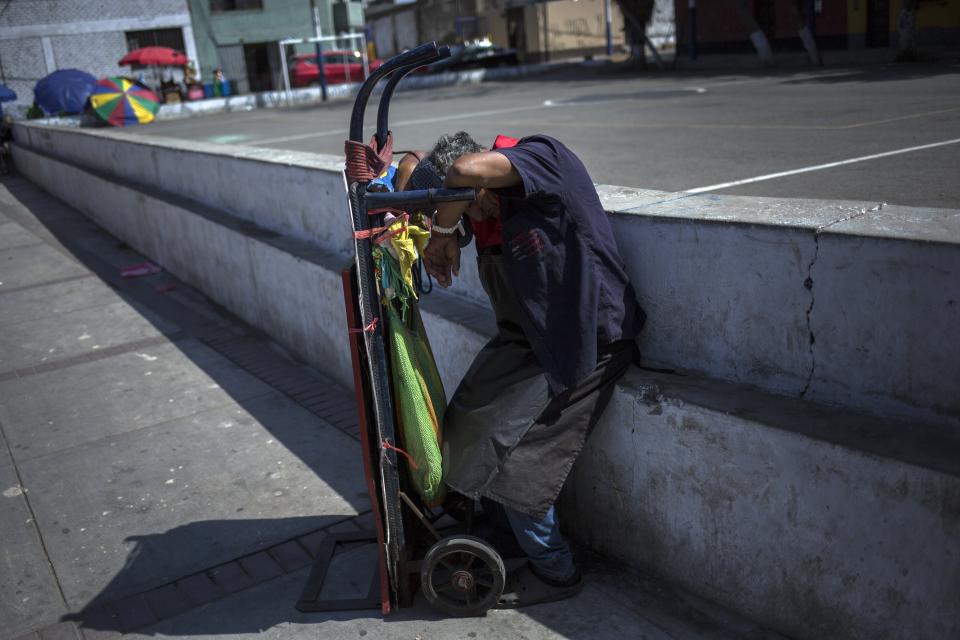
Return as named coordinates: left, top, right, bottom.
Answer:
left=367, top=0, right=629, bottom=62
left=187, top=0, right=361, bottom=94
left=489, top=0, right=629, bottom=63
left=0, top=0, right=198, bottom=112
left=187, top=0, right=321, bottom=95
left=673, top=0, right=960, bottom=54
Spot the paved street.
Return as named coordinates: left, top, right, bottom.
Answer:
left=135, top=60, right=960, bottom=209
left=0, top=176, right=787, bottom=639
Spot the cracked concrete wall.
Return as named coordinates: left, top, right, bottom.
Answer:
left=615, top=194, right=960, bottom=427
left=610, top=214, right=817, bottom=396
left=13, top=122, right=960, bottom=428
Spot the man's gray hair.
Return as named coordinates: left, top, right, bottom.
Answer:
left=427, top=131, right=483, bottom=175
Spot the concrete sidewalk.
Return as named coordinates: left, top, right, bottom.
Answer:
left=0, top=175, right=784, bottom=640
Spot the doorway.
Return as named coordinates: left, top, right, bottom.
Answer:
left=506, top=7, right=527, bottom=61
left=866, top=0, right=890, bottom=47
left=243, top=43, right=275, bottom=92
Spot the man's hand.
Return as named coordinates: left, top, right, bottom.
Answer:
left=423, top=235, right=461, bottom=288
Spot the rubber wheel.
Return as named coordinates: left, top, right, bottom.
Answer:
left=421, top=535, right=506, bottom=617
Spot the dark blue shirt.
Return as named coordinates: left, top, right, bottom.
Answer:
left=494, top=135, right=645, bottom=394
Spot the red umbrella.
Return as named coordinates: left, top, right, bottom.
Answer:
left=119, top=47, right=188, bottom=66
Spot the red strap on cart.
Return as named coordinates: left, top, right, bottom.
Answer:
left=381, top=440, right=419, bottom=470
left=348, top=317, right=378, bottom=334
left=352, top=213, right=410, bottom=244
left=345, top=133, right=394, bottom=184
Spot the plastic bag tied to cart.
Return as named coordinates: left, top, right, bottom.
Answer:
left=346, top=135, right=447, bottom=505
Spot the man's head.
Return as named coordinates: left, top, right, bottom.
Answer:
left=407, top=131, right=482, bottom=191
left=428, top=131, right=483, bottom=175
left=408, top=131, right=498, bottom=220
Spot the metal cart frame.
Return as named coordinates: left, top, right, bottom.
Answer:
left=297, top=42, right=508, bottom=618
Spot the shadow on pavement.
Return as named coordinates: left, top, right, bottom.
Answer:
left=780, top=60, right=960, bottom=84
left=61, top=516, right=354, bottom=633
left=0, top=177, right=371, bottom=632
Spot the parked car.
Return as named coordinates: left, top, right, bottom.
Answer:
left=426, top=41, right=519, bottom=73
left=290, top=50, right=383, bottom=87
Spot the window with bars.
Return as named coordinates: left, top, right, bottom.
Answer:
left=210, top=0, right=264, bottom=11
left=125, top=28, right=186, bottom=53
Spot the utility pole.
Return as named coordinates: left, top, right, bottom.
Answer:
left=604, top=0, right=613, bottom=56
left=688, top=0, right=697, bottom=60
left=542, top=2, right=550, bottom=63
left=310, top=0, right=329, bottom=101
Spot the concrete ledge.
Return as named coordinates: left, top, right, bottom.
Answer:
left=12, top=143, right=960, bottom=639
left=13, top=124, right=353, bottom=257
left=610, top=196, right=960, bottom=424
left=12, top=121, right=960, bottom=427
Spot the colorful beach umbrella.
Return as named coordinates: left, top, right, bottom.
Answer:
left=34, top=69, right=96, bottom=115
left=90, top=77, right=159, bottom=127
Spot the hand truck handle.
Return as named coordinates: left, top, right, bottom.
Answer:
left=375, top=46, right=451, bottom=148
left=349, top=42, right=448, bottom=144
left=364, top=187, right=477, bottom=210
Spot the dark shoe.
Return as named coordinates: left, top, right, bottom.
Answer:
left=495, top=565, right=583, bottom=609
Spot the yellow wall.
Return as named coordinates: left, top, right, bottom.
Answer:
left=890, top=0, right=960, bottom=30
left=847, top=0, right=867, bottom=36
left=500, top=0, right=624, bottom=57
left=545, top=0, right=625, bottom=53
left=847, top=0, right=958, bottom=42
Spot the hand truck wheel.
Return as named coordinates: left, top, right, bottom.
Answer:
left=421, top=535, right=506, bottom=617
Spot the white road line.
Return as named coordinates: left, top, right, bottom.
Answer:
left=700, top=69, right=859, bottom=90
left=249, top=86, right=712, bottom=146
left=545, top=87, right=707, bottom=108
left=683, top=137, right=960, bottom=195
left=839, top=106, right=960, bottom=129
left=249, top=103, right=557, bottom=146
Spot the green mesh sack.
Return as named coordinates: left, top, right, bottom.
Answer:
left=383, top=288, right=447, bottom=505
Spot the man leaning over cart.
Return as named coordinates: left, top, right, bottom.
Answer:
left=417, top=132, right=645, bottom=607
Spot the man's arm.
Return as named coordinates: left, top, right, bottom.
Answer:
left=394, top=151, right=423, bottom=192
left=435, top=151, right=520, bottom=226
left=424, top=151, right=521, bottom=288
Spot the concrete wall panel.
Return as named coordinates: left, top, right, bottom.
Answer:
left=809, top=231, right=960, bottom=421
left=564, top=370, right=960, bottom=640
left=14, top=126, right=354, bottom=258
left=49, top=31, right=129, bottom=79
left=612, top=214, right=815, bottom=396
left=419, top=303, right=489, bottom=397
left=0, top=38, right=47, bottom=79
left=246, top=241, right=354, bottom=389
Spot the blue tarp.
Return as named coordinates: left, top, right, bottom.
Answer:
left=0, top=84, right=15, bottom=117
left=34, top=69, right=97, bottom=115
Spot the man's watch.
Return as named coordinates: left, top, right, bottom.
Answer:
left=432, top=216, right=465, bottom=237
